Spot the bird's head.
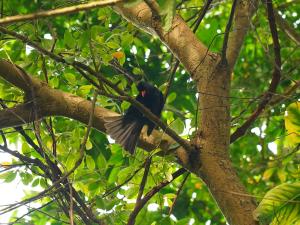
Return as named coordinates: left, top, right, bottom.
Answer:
left=137, top=81, right=153, bottom=98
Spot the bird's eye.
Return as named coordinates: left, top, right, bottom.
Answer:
left=141, top=90, right=146, bottom=97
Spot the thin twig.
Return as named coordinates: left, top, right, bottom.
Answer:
left=221, top=0, right=238, bottom=65
left=0, top=0, right=123, bottom=25
left=11, top=200, right=69, bottom=225
left=192, top=0, right=213, bottom=33
left=169, top=172, right=190, bottom=215
left=127, top=168, right=186, bottom=225
left=0, top=130, right=7, bottom=147
left=102, top=164, right=145, bottom=198
left=164, top=60, right=180, bottom=101
left=136, top=157, right=152, bottom=203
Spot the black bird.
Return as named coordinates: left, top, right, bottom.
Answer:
left=104, top=81, right=164, bottom=154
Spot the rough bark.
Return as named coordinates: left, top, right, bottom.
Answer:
left=197, top=65, right=257, bottom=225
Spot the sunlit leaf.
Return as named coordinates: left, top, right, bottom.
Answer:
left=86, top=155, right=96, bottom=170
left=253, top=182, right=300, bottom=225
left=64, top=31, right=75, bottom=49
left=0, top=171, right=17, bottom=183
left=285, top=102, right=300, bottom=147
left=170, top=118, right=185, bottom=134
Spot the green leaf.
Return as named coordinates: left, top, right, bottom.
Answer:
left=40, top=179, right=48, bottom=189
left=126, top=186, right=139, bottom=199
left=64, top=73, right=76, bottom=84
left=121, top=33, right=134, bottom=47
left=285, top=102, right=300, bottom=147
left=108, top=167, right=120, bottom=184
left=106, top=41, right=119, bottom=49
left=253, top=182, right=300, bottom=225
left=158, top=0, right=176, bottom=31
left=170, top=118, right=185, bottom=134
left=20, top=172, right=33, bottom=185
left=0, top=171, right=17, bottom=183
left=66, top=152, right=81, bottom=171
left=77, top=85, right=93, bottom=96
left=117, top=167, right=134, bottom=184
left=277, top=169, right=287, bottom=183
left=121, top=101, right=130, bottom=111
left=86, top=155, right=96, bottom=170
left=263, top=167, right=275, bottom=181
left=88, top=181, right=99, bottom=191
left=91, top=25, right=101, bottom=39
left=85, top=138, right=93, bottom=150
left=64, top=56, right=75, bottom=64
left=31, top=178, right=40, bottom=187
left=50, top=76, right=59, bottom=88
left=167, top=92, right=176, bottom=104
left=64, top=31, right=75, bottom=49
left=78, top=31, right=89, bottom=49
left=133, top=67, right=143, bottom=75
left=97, top=153, right=107, bottom=169
left=108, top=144, right=124, bottom=166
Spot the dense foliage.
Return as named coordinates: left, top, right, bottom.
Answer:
left=0, top=0, right=299, bottom=224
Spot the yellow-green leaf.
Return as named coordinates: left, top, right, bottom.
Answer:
left=254, top=182, right=300, bottom=225
left=86, top=155, right=95, bottom=170
left=284, top=102, right=300, bottom=147
left=85, top=138, right=93, bottom=150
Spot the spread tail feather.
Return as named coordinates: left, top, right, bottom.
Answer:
left=104, top=116, right=143, bottom=154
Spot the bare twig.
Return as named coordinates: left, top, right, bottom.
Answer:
left=144, top=0, right=161, bottom=20
left=269, top=80, right=300, bottom=106
left=102, top=164, right=145, bottom=198
left=11, top=200, right=69, bottom=225
left=0, top=0, right=123, bottom=25
left=0, top=130, right=7, bottom=147
left=136, top=157, right=152, bottom=203
left=69, top=182, right=74, bottom=225
left=109, top=59, right=140, bottom=83
left=168, top=172, right=190, bottom=215
left=0, top=0, right=3, bottom=19
left=164, top=60, right=180, bottom=101
left=221, top=0, right=238, bottom=65
left=192, top=0, right=213, bottom=33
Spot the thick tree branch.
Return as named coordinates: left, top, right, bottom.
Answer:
left=0, top=0, right=123, bottom=25
left=0, top=26, right=194, bottom=156
left=0, top=59, right=193, bottom=168
left=226, top=0, right=259, bottom=68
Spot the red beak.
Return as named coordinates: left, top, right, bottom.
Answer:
left=141, top=90, right=146, bottom=97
